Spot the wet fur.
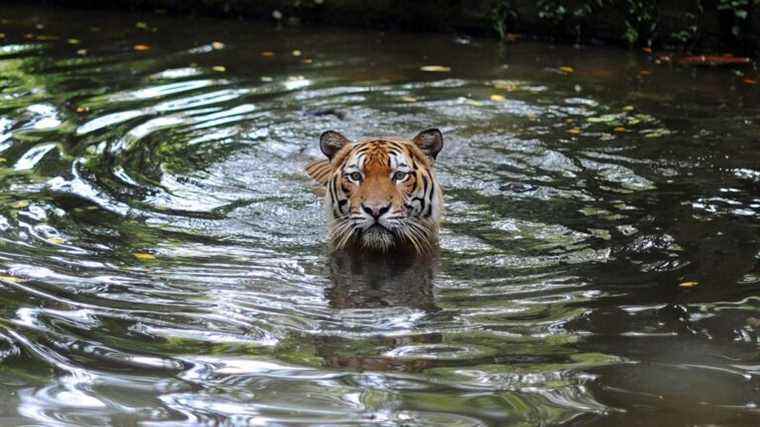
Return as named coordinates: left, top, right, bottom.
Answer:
left=305, top=131, right=444, bottom=254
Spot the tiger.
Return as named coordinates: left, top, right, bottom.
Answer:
left=305, top=128, right=444, bottom=253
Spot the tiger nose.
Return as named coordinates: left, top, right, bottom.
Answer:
left=361, top=202, right=391, bottom=219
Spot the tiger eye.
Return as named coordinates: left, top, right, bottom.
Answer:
left=392, top=171, right=408, bottom=181
left=349, top=172, right=363, bottom=181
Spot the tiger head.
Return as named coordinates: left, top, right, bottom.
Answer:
left=306, top=129, right=444, bottom=253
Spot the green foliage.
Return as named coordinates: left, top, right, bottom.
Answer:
left=491, top=0, right=757, bottom=49
left=535, top=0, right=610, bottom=40
left=492, top=1, right=516, bottom=40
left=718, top=0, right=751, bottom=37
left=622, top=0, right=658, bottom=45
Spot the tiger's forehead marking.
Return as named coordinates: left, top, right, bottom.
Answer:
left=344, top=140, right=411, bottom=172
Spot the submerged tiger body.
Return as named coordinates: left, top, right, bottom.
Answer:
left=305, top=129, right=444, bottom=253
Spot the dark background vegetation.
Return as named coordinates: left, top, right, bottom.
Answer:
left=10, top=1, right=760, bottom=55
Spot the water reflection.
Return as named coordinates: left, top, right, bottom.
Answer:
left=326, top=248, right=439, bottom=311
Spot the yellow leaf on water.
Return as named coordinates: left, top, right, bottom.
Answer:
left=492, top=80, right=518, bottom=91
left=560, top=66, right=574, bottom=74
left=301, top=58, right=313, bottom=64
left=136, top=22, right=149, bottom=29
left=133, top=44, right=151, bottom=51
left=211, top=41, right=225, bottom=49
left=260, top=51, right=275, bottom=57
left=490, top=94, right=506, bottom=102
left=679, top=281, right=699, bottom=288
left=623, top=105, right=635, bottom=112
left=420, top=65, right=451, bottom=72
left=0, top=275, right=21, bottom=283
left=133, top=252, right=156, bottom=261
left=292, top=49, right=302, bottom=56
left=47, top=237, right=65, bottom=245
left=0, top=158, right=6, bottom=163
left=67, top=38, right=80, bottom=44
left=567, top=127, right=582, bottom=135
left=77, top=49, right=88, bottom=55
left=11, top=200, right=29, bottom=209
left=212, top=65, right=226, bottom=72
left=401, top=96, right=417, bottom=103
left=614, top=127, right=627, bottom=133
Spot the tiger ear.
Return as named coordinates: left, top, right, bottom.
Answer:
left=412, top=128, right=443, bottom=160
left=320, top=130, right=351, bottom=160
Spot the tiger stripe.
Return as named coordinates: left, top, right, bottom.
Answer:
left=305, top=129, right=444, bottom=253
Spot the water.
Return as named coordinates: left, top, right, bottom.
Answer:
left=1, top=5, right=760, bottom=425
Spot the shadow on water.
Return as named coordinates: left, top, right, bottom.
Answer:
left=0, top=3, right=760, bottom=425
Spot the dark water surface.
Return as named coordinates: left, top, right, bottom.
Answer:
left=1, top=5, right=760, bottom=426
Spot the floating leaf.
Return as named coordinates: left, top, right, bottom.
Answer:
left=0, top=275, right=22, bottom=284
left=36, top=35, right=59, bottom=41
left=133, top=252, right=156, bottom=261
left=678, top=281, right=699, bottom=288
left=420, top=65, right=451, bottom=72
left=47, top=237, right=65, bottom=245
left=291, top=49, right=302, bottom=56
left=642, top=128, right=672, bottom=138
left=67, top=38, right=80, bottom=44
left=133, top=44, right=151, bottom=51
left=639, top=69, right=652, bottom=76
left=677, top=55, right=751, bottom=66
left=567, top=127, right=582, bottom=135
left=492, top=80, right=519, bottom=91
left=76, top=106, right=88, bottom=113
left=559, top=66, right=574, bottom=74
left=136, top=22, right=149, bottom=29
left=613, top=127, right=627, bottom=133
left=743, top=78, right=757, bottom=85
left=0, top=158, right=6, bottom=163
left=623, top=105, right=635, bottom=112
left=11, top=200, right=29, bottom=209
left=260, top=51, right=275, bottom=57
left=260, top=76, right=273, bottom=82
left=77, top=49, right=88, bottom=55
left=211, top=41, right=225, bottom=49
left=490, top=94, right=506, bottom=102
left=642, top=47, right=653, bottom=54
left=401, top=96, right=417, bottom=103
left=212, top=65, right=226, bottom=72
left=301, top=58, right=313, bottom=64
left=0, top=33, right=5, bottom=39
